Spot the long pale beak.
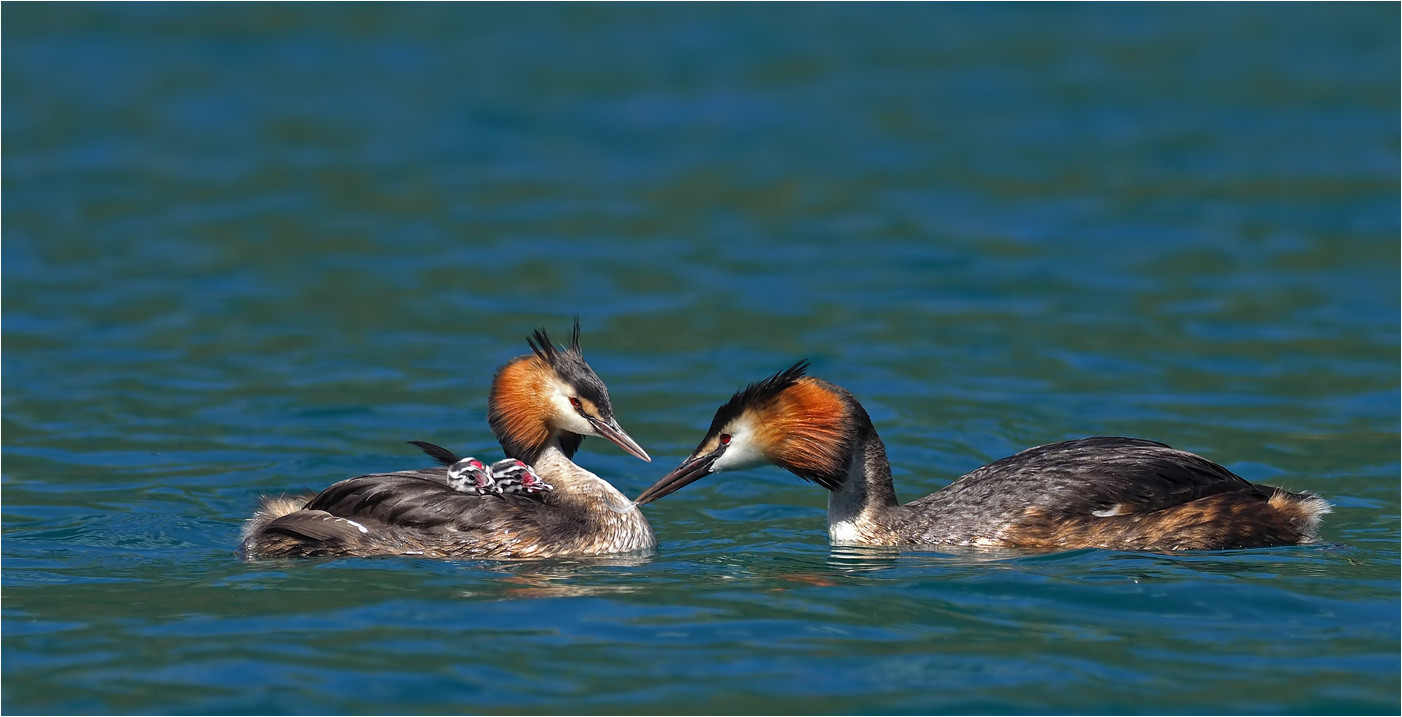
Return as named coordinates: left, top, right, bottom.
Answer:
left=589, top=417, right=652, bottom=463
left=633, top=451, right=720, bottom=505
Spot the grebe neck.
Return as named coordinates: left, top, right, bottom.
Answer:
left=826, top=425, right=899, bottom=543
left=531, top=441, right=638, bottom=516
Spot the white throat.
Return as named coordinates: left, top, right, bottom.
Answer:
left=533, top=443, right=637, bottom=514
left=826, top=442, right=867, bottom=544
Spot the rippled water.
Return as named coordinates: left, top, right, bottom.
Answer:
left=4, top=4, right=1398, bottom=714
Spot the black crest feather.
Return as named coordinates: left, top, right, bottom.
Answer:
left=526, top=328, right=558, bottom=364
left=706, top=359, right=810, bottom=436
left=526, top=317, right=585, bottom=367
left=407, top=440, right=461, bottom=466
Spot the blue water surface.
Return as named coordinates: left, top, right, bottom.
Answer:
left=3, top=4, right=1398, bottom=715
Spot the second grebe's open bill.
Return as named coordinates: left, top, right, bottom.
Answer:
left=633, top=452, right=717, bottom=505
left=590, top=416, right=652, bottom=463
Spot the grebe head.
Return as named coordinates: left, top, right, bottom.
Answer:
left=634, top=360, right=855, bottom=505
left=488, top=319, right=651, bottom=464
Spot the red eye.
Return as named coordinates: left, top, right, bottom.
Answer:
left=719, top=434, right=731, bottom=445
left=569, top=397, right=582, bottom=409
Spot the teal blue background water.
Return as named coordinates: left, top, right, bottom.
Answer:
left=3, top=4, right=1398, bottom=714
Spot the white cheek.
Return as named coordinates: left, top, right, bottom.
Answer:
left=549, top=389, right=595, bottom=435
left=710, top=430, right=767, bottom=472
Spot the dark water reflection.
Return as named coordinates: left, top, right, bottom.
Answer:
left=4, top=3, right=1398, bottom=714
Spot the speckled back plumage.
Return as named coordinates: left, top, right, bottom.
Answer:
left=880, top=437, right=1328, bottom=550
left=239, top=457, right=654, bottom=559
left=239, top=466, right=646, bottom=559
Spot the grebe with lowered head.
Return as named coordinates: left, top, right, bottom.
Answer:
left=634, top=361, right=1329, bottom=551
left=239, top=321, right=655, bottom=559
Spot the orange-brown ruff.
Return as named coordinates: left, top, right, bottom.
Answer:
left=239, top=322, right=655, bottom=559
left=635, top=361, right=1329, bottom=551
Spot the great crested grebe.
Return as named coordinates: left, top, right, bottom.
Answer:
left=635, top=361, right=1329, bottom=551
left=239, top=322, right=655, bottom=559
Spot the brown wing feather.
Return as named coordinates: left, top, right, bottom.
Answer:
left=302, top=470, right=557, bottom=529
left=916, top=437, right=1253, bottom=519
left=261, top=510, right=374, bottom=542
left=242, top=469, right=579, bottom=558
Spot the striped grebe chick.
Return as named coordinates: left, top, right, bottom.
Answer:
left=491, top=458, right=555, bottom=495
left=444, top=456, right=499, bottom=495
left=412, top=444, right=555, bottom=496
left=635, top=361, right=1329, bottom=551
left=239, top=321, right=655, bottom=559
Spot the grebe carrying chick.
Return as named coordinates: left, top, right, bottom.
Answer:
left=239, top=321, right=654, bottom=559
left=635, top=361, right=1329, bottom=551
